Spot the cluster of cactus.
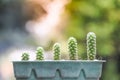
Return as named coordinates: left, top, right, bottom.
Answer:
left=21, top=53, right=29, bottom=61
left=53, top=43, right=61, bottom=60
left=68, top=37, right=78, bottom=60
left=87, top=32, right=96, bottom=60
left=36, top=47, right=44, bottom=60
left=21, top=32, right=97, bottom=60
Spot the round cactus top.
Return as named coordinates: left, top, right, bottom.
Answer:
left=68, top=37, right=77, bottom=43
left=53, top=43, right=61, bottom=47
left=87, top=32, right=96, bottom=39
left=36, top=47, right=44, bottom=52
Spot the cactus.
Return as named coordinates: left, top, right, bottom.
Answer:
left=87, top=32, right=96, bottom=60
left=21, top=53, right=29, bottom=61
left=36, top=47, right=44, bottom=60
left=53, top=43, right=61, bottom=60
left=68, top=37, right=78, bottom=60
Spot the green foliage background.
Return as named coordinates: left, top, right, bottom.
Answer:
left=64, top=0, right=120, bottom=80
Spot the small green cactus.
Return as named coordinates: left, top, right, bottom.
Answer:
left=36, top=47, right=44, bottom=60
left=53, top=43, right=61, bottom=60
left=21, top=53, right=29, bottom=61
left=87, top=32, right=96, bottom=60
left=68, top=37, right=78, bottom=60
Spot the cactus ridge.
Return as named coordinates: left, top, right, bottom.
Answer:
left=21, top=53, right=29, bottom=61
left=87, top=32, right=96, bottom=60
left=36, top=47, right=44, bottom=60
left=53, top=43, right=61, bottom=60
left=68, top=37, right=78, bottom=60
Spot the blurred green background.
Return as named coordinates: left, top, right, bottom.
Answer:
left=65, top=0, right=120, bottom=80
left=0, top=0, right=120, bottom=80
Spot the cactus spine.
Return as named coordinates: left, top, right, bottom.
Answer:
left=36, top=47, right=44, bottom=60
left=21, top=53, right=29, bottom=61
left=68, top=37, right=78, bottom=60
left=87, top=32, right=96, bottom=60
left=53, top=43, right=61, bottom=60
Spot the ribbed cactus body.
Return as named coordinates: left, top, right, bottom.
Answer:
left=21, top=53, right=29, bottom=61
left=68, top=37, right=78, bottom=60
left=53, top=43, right=61, bottom=60
left=87, top=32, right=96, bottom=60
left=36, top=47, right=44, bottom=60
